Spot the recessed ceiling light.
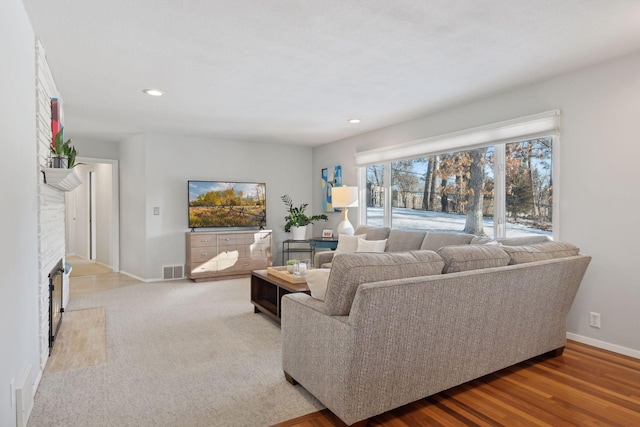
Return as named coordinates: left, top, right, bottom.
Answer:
left=143, top=89, right=164, bottom=97
left=348, top=119, right=361, bottom=124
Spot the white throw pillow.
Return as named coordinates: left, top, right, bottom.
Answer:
left=305, top=268, right=331, bottom=301
left=356, top=238, right=387, bottom=253
left=334, top=234, right=367, bottom=255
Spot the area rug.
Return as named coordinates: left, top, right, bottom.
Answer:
left=29, top=278, right=323, bottom=427
left=46, top=308, right=107, bottom=373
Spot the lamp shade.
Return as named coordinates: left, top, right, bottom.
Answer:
left=332, top=186, right=358, bottom=208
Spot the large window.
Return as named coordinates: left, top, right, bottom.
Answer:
left=365, top=165, right=385, bottom=227
left=359, top=112, right=558, bottom=238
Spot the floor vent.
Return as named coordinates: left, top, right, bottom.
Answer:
left=16, top=364, right=33, bottom=427
left=163, top=265, right=184, bottom=280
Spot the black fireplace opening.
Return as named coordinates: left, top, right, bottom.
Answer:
left=48, top=259, right=64, bottom=354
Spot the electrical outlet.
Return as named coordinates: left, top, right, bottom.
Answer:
left=153, top=207, right=160, bottom=215
left=589, top=312, right=601, bottom=328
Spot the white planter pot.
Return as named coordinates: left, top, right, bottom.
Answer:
left=291, top=225, right=307, bottom=241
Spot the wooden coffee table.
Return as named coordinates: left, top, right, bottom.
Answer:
left=251, top=269, right=310, bottom=324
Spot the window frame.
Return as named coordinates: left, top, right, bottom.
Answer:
left=357, top=112, right=560, bottom=239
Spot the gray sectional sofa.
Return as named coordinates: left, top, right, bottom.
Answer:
left=283, top=226, right=591, bottom=426
left=312, top=225, right=552, bottom=268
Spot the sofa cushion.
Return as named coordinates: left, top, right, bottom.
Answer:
left=437, top=245, right=510, bottom=273
left=498, top=235, right=551, bottom=246
left=356, top=238, right=387, bottom=253
left=354, top=225, right=391, bottom=240
left=501, top=241, right=579, bottom=264
left=421, top=232, right=475, bottom=251
left=470, top=236, right=499, bottom=245
left=324, top=251, right=445, bottom=316
left=387, top=230, right=426, bottom=252
left=334, top=234, right=367, bottom=255
left=304, top=268, right=331, bottom=300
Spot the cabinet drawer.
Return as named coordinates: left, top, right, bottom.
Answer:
left=254, top=232, right=271, bottom=243
left=190, top=235, right=216, bottom=248
left=217, top=245, right=248, bottom=258
left=216, top=248, right=248, bottom=261
left=190, top=247, right=217, bottom=263
left=189, top=261, right=217, bottom=277
left=217, top=234, right=238, bottom=245
left=250, top=243, right=271, bottom=258
left=219, top=257, right=267, bottom=274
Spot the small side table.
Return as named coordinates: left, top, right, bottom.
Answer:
left=309, top=237, right=338, bottom=262
left=282, top=239, right=311, bottom=264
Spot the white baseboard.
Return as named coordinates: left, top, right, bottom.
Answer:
left=119, top=270, right=147, bottom=282
left=33, top=368, right=42, bottom=396
left=566, top=333, right=640, bottom=359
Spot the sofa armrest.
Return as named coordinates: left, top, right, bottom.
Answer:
left=281, top=292, right=330, bottom=314
left=314, top=250, right=336, bottom=268
left=281, top=293, right=353, bottom=419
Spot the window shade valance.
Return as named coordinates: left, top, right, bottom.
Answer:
left=354, top=110, right=560, bottom=166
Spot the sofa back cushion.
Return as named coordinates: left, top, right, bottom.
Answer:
left=498, top=235, right=551, bottom=246
left=501, top=241, right=579, bottom=264
left=470, top=236, right=498, bottom=245
left=387, top=230, right=426, bottom=252
left=354, top=225, right=391, bottom=241
left=421, top=232, right=475, bottom=251
left=436, top=245, right=510, bottom=273
left=324, top=251, right=444, bottom=316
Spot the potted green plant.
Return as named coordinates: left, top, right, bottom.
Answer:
left=51, top=129, right=77, bottom=168
left=286, top=259, right=298, bottom=273
left=281, top=194, right=328, bottom=240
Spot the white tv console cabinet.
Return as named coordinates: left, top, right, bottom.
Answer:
left=185, top=230, right=272, bottom=282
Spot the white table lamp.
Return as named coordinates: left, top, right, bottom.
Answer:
left=332, top=186, right=358, bottom=236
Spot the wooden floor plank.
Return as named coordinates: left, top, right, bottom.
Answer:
left=272, top=341, right=640, bottom=427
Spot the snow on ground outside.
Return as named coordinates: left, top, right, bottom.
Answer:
left=365, top=207, right=551, bottom=238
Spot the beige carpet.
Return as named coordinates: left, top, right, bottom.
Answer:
left=29, top=278, right=323, bottom=427
left=46, top=308, right=107, bottom=373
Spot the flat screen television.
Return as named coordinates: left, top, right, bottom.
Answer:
left=188, top=181, right=266, bottom=229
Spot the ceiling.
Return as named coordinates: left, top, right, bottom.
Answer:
left=23, top=0, right=640, bottom=147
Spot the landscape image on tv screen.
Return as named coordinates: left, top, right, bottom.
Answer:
left=188, top=181, right=266, bottom=228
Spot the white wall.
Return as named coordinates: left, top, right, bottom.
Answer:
left=0, top=1, right=40, bottom=425
left=119, top=135, right=147, bottom=278
left=313, top=51, right=640, bottom=356
left=72, top=138, right=119, bottom=161
left=117, top=134, right=314, bottom=280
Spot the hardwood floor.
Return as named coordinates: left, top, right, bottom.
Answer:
left=272, top=340, right=640, bottom=426
left=67, top=255, right=141, bottom=297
